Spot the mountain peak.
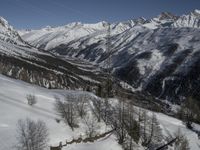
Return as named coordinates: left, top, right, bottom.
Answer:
left=0, top=17, right=13, bottom=30
left=0, top=16, right=24, bottom=45
left=158, top=12, right=179, bottom=20
left=191, top=9, right=200, bottom=16
left=64, top=22, right=83, bottom=28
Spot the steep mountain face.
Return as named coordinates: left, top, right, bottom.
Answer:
left=19, top=10, right=200, bottom=102
left=0, top=17, right=106, bottom=90
left=0, top=17, right=23, bottom=44
left=173, top=9, right=200, bottom=28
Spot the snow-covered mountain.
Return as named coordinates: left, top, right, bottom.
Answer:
left=0, top=17, right=24, bottom=45
left=18, top=18, right=149, bottom=50
left=0, top=74, right=123, bottom=150
left=0, top=17, right=107, bottom=91
left=19, top=21, right=108, bottom=50
left=19, top=10, right=200, bottom=102
left=173, top=9, right=200, bottom=28
left=19, top=9, right=200, bottom=50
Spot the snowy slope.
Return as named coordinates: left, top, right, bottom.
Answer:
left=1, top=74, right=199, bottom=149
left=155, top=112, right=200, bottom=150
left=0, top=74, right=122, bottom=150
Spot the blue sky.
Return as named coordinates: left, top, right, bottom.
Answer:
left=0, top=0, right=200, bottom=29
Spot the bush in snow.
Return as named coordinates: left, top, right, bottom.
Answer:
left=26, top=94, right=37, bottom=106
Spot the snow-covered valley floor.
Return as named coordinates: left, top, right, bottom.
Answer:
left=0, top=74, right=200, bottom=150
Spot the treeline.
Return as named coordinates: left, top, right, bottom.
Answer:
left=54, top=91, right=190, bottom=149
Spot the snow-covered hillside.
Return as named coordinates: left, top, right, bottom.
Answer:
left=0, top=74, right=122, bottom=150
left=0, top=74, right=200, bottom=150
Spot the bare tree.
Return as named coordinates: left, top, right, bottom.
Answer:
left=95, top=98, right=103, bottom=122
left=174, top=128, right=190, bottom=150
left=54, top=96, right=68, bottom=119
left=147, top=113, right=163, bottom=149
left=114, top=97, right=127, bottom=144
left=16, top=118, right=49, bottom=150
left=140, top=110, right=148, bottom=146
left=91, top=96, right=103, bottom=123
left=54, top=96, right=78, bottom=130
left=84, top=116, right=99, bottom=138
left=139, top=111, right=163, bottom=149
left=75, top=94, right=87, bottom=118
left=126, top=105, right=140, bottom=144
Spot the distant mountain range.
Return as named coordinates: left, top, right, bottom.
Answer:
left=19, top=9, right=200, bottom=50
left=0, top=9, right=200, bottom=102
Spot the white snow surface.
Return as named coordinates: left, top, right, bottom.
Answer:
left=155, top=112, right=200, bottom=150
left=0, top=74, right=122, bottom=150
